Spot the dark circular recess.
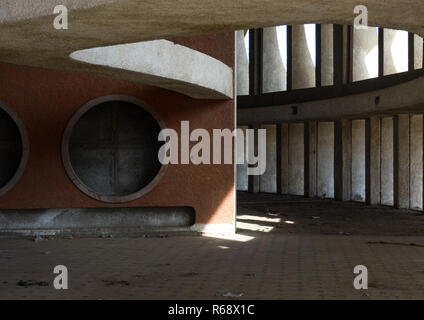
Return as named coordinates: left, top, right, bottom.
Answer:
left=63, top=96, right=166, bottom=203
left=0, top=102, right=28, bottom=197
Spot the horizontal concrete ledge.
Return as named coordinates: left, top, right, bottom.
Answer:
left=0, top=207, right=195, bottom=237
left=70, top=40, right=234, bottom=99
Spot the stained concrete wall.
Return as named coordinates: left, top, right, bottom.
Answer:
left=366, top=117, right=381, bottom=205
left=292, top=25, right=315, bottom=89
left=414, top=35, right=423, bottom=70
left=288, top=123, right=304, bottom=195
left=321, top=24, right=334, bottom=86
left=353, top=27, right=378, bottom=81
left=236, top=30, right=249, bottom=95
left=317, top=122, right=334, bottom=198
left=352, top=120, right=366, bottom=202
left=410, top=114, right=423, bottom=210
left=381, top=117, right=394, bottom=206
left=334, top=120, right=352, bottom=201
left=263, top=27, right=286, bottom=93
left=394, top=114, right=410, bottom=209
left=306, top=121, right=317, bottom=197
left=260, top=124, right=277, bottom=193
left=236, top=126, right=248, bottom=191
left=281, top=123, right=289, bottom=194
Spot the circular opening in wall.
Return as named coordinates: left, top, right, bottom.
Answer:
left=62, top=95, right=166, bottom=203
left=0, top=102, right=29, bottom=197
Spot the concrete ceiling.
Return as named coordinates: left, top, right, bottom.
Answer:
left=1, top=0, right=424, bottom=98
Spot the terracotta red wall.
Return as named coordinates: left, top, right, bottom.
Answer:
left=0, top=32, right=235, bottom=226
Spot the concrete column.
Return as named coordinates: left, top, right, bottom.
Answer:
left=414, top=35, right=423, bottom=70
left=394, top=114, right=410, bottom=209
left=236, top=126, right=248, bottom=191
left=248, top=125, right=260, bottom=193
left=288, top=123, right=304, bottom=195
left=236, top=30, right=249, bottom=95
left=381, top=117, right=394, bottom=206
left=292, top=24, right=315, bottom=89
left=353, top=27, right=379, bottom=81
left=384, top=29, right=408, bottom=75
left=352, top=120, right=366, bottom=202
left=410, top=114, right=423, bottom=210
left=263, top=26, right=287, bottom=93
left=317, top=122, right=335, bottom=198
left=259, top=124, right=277, bottom=193
left=281, top=123, right=289, bottom=194
left=321, top=24, right=334, bottom=86
left=366, top=117, right=381, bottom=205
left=305, top=121, right=317, bottom=197
left=334, top=120, right=352, bottom=201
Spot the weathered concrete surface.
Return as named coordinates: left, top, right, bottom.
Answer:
left=381, top=117, right=394, bottom=206
left=317, top=122, right=334, bottom=198
left=236, top=30, right=249, bottom=96
left=259, top=124, right=277, bottom=193
left=263, top=26, right=287, bottom=93
left=414, top=35, right=423, bottom=70
left=4, top=0, right=424, bottom=100
left=409, top=114, right=423, bottom=210
left=0, top=207, right=195, bottom=237
left=71, top=40, right=233, bottom=99
left=321, top=24, right=334, bottom=87
left=292, top=25, right=315, bottom=89
left=306, top=121, right=317, bottom=197
left=334, top=120, right=352, bottom=201
left=248, top=125, right=260, bottom=193
left=236, top=126, right=248, bottom=191
left=353, top=27, right=378, bottom=81
left=281, top=123, right=289, bottom=194
left=365, top=117, right=381, bottom=205
left=384, top=29, right=406, bottom=76
left=352, top=120, right=366, bottom=202
left=394, top=114, right=410, bottom=209
left=238, top=73, right=424, bottom=124
left=289, top=123, right=304, bottom=196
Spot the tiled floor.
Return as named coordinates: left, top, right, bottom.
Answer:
left=0, top=193, right=424, bottom=300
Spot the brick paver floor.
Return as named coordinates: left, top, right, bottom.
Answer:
left=1, top=192, right=424, bottom=299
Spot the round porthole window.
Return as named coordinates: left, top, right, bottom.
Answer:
left=0, top=102, right=29, bottom=197
left=62, top=95, right=166, bottom=203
